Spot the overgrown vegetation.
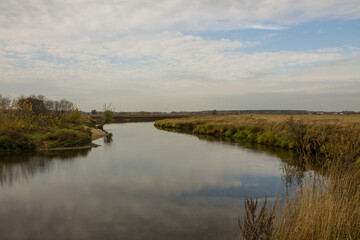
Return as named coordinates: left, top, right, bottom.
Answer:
left=154, top=115, right=360, bottom=239
left=0, top=94, right=92, bottom=152
left=89, top=103, right=115, bottom=130
left=237, top=139, right=360, bottom=240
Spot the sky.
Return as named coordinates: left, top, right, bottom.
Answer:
left=0, top=0, right=359, bottom=112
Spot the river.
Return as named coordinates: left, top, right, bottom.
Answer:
left=0, top=122, right=300, bottom=239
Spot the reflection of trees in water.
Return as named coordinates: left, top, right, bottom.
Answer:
left=280, top=163, right=305, bottom=198
left=158, top=128, right=299, bottom=164
left=193, top=132, right=301, bottom=166
left=196, top=135, right=307, bottom=187
left=281, top=164, right=304, bottom=186
left=0, top=149, right=90, bottom=186
left=104, top=133, right=113, bottom=145
left=157, top=128, right=307, bottom=187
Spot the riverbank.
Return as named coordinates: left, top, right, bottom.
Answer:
left=155, top=115, right=360, bottom=239
left=0, top=125, right=110, bottom=152
left=155, top=114, right=360, bottom=166
left=42, top=127, right=108, bottom=151
left=0, top=95, right=109, bottom=153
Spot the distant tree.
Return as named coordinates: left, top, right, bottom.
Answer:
left=212, top=109, right=217, bottom=115
left=44, top=100, right=55, bottom=111
left=49, top=99, right=75, bottom=118
left=17, top=96, right=48, bottom=116
left=16, top=95, right=75, bottom=118
left=0, top=94, right=11, bottom=110
left=57, top=99, right=74, bottom=113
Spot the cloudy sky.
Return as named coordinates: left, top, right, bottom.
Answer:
left=1, top=0, right=359, bottom=111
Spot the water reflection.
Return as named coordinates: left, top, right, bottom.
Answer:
left=158, top=127, right=301, bottom=167
left=0, top=149, right=90, bottom=186
left=104, top=133, right=113, bottom=145
left=161, top=129, right=306, bottom=198
left=0, top=123, right=303, bottom=240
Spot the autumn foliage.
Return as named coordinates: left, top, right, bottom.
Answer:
left=0, top=94, right=91, bottom=152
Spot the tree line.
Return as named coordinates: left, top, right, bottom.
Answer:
left=0, top=94, right=75, bottom=116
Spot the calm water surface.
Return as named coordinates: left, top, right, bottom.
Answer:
left=0, top=123, right=297, bottom=239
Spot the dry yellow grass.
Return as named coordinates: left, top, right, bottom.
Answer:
left=157, top=114, right=360, bottom=130
left=272, top=164, right=360, bottom=240
left=238, top=163, right=360, bottom=240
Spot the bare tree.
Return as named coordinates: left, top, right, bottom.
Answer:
left=0, top=94, right=11, bottom=110
left=58, top=99, right=74, bottom=112
left=103, top=103, right=115, bottom=124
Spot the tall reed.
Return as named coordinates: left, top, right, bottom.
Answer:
left=238, top=131, right=360, bottom=240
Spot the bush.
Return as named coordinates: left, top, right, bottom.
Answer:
left=48, top=129, right=91, bottom=148
left=67, top=109, right=83, bottom=123
left=0, top=130, right=36, bottom=152
left=104, top=110, right=113, bottom=124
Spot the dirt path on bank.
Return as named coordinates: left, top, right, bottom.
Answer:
left=90, top=127, right=108, bottom=140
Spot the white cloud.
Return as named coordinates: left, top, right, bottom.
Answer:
left=1, top=33, right=356, bottom=106
left=1, top=0, right=360, bottom=42
left=0, top=33, right=348, bottom=83
left=0, top=0, right=359, bottom=111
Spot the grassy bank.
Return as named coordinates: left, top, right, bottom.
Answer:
left=155, top=114, right=360, bottom=166
left=0, top=95, right=95, bottom=152
left=155, top=115, right=297, bottom=149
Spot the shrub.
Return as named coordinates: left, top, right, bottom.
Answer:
left=67, top=109, right=83, bottom=123
left=48, top=129, right=91, bottom=148
left=0, top=130, right=36, bottom=152
left=233, top=131, right=248, bottom=140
